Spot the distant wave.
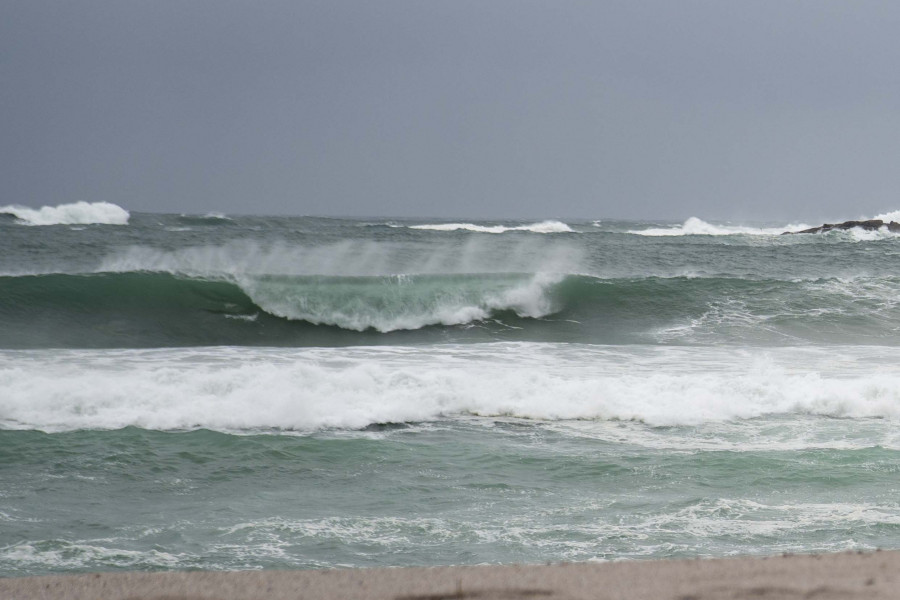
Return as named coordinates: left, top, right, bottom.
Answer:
left=0, top=201, right=129, bottom=226
left=177, top=212, right=233, bottom=225
left=408, top=220, right=573, bottom=234
left=634, top=212, right=900, bottom=238
left=629, top=217, right=811, bottom=236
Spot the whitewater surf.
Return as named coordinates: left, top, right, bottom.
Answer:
left=3, top=204, right=900, bottom=575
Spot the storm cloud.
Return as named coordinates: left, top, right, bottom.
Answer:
left=2, top=1, right=899, bottom=221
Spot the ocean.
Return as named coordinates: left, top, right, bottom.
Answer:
left=3, top=202, right=900, bottom=576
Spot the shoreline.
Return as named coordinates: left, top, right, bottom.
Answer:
left=1, top=551, right=897, bottom=599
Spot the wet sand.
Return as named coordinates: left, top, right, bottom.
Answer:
left=1, top=551, right=896, bottom=599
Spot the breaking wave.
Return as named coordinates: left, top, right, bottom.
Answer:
left=0, top=202, right=129, bottom=226
left=633, top=211, right=900, bottom=238
left=407, top=220, right=573, bottom=234
left=4, top=345, right=900, bottom=432
left=5, top=268, right=900, bottom=347
left=239, top=272, right=559, bottom=331
left=629, top=217, right=811, bottom=236
left=0, top=271, right=566, bottom=347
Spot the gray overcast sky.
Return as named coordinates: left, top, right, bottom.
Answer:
left=2, top=1, right=899, bottom=221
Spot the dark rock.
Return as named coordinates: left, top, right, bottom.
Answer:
left=784, top=219, right=900, bottom=234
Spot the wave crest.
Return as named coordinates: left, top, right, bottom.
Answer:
left=0, top=201, right=129, bottom=226
left=7, top=271, right=900, bottom=347
left=239, top=272, right=560, bottom=332
left=0, top=271, right=568, bottom=347
left=176, top=212, right=233, bottom=225
left=630, top=217, right=810, bottom=236
left=408, top=220, right=573, bottom=234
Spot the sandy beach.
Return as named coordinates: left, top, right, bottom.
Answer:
left=1, top=551, right=896, bottom=600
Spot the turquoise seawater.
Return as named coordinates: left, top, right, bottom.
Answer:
left=2, top=205, right=900, bottom=575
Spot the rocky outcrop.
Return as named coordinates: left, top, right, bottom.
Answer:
left=785, top=219, right=900, bottom=234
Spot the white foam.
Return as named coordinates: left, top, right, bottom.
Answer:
left=821, top=210, right=900, bottom=239
left=0, top=201, right=129, bottom=226
left=845, top=228, right=896, bottom=241
left=631, top=217, right=811, bottom=236
left=656, top=275, right=900, bottom=345
left=545, top=416, right=900, bottom=452
left=615, top=498, right=900, bottom=547
left=4, top=344, right=900, bottom=433
left=1, top=540, right=188, bottom=571
left=632, top=210, right=900, bottom=238
left=212, top=499, right=885, bottom=564
left=409, top=220, right=573, bottom=234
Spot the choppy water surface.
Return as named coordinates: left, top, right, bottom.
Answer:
left=2, top=203, right=900, bottom=575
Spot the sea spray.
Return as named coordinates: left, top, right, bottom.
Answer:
left=97, top=235, right=585, bottom=277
